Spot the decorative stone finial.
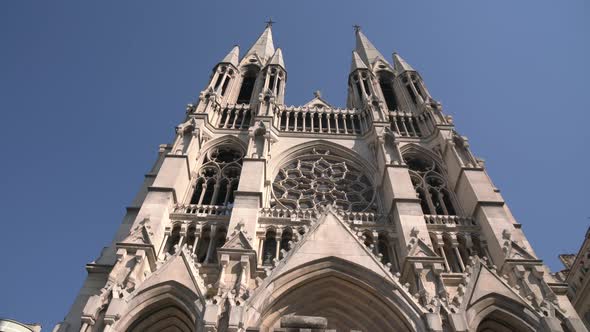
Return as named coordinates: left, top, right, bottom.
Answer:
left=313, top=90, right=321, bottom=98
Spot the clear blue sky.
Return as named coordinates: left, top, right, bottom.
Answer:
left=0, top=0, right=588, bottom=328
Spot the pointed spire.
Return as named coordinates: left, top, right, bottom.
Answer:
left=393, top=52, right=415, bottom=74
left=350, top=51, right=368, bottom=72
left=267, top=48, right=285, bottom=69
left=244, top=25, right=275, bottom=63
left=220, top=45, right=239, bottom=67
left=355, top=28, right=388, bottom=66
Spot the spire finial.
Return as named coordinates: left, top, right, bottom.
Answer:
left=265, top=18, right=276, bottom=28
left=353, top=24, right=361, bottom=33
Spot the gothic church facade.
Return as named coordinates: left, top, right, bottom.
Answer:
left=56, top=24, right=587, bottom=332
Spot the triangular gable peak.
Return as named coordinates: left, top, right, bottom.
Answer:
left=130, top=246, right=207, bottom=302
left=239, top=52, right=264, bottom=68
left=221, top=230, right=254, bottom=251
left=455, top=257, right=534, bottom=313
left=261, top=209, right=404, bottom=287
left=407, top=237, right=438, bottom=258
left=302, top=94, right=334, bottom=109
left=246, top=208, right=424, bottom=313
left=371, top=58, right=394, bottom=73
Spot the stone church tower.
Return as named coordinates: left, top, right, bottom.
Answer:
left=56, top=24, right=587, bottom=332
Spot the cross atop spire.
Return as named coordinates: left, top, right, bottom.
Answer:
left=353, top=25, right=361, bottom=33
left=265, top=18, right=275, bottom=28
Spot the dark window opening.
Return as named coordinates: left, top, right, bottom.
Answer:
left=262, top=230, right=277, bottom=265
left=237, top=66, right=259, bottom=104
left=362, top=79, right=371, bottom=96
left=220, top=77, right=230, bottom=96
left=213, top=75, right=223, bottom=91
left=378, top=74, right=398, bottom=111
left=406, top=85, right=417, bottom=104
left=268, top=74, right=276, bottom=91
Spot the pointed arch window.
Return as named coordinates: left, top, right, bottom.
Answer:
left=190, top=147, right=243, bottom=207
left=377, top=71, right=398, bottom=111
left=237, top=65, right=259, bottom=104
left=405, top=154, right=458, bottom=216
left=165, top=225, right=182, bottom=255
left=279, top=228, right=293, bottom=259
left=262, top=229, right=277, bottom=265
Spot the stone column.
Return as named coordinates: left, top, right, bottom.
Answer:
left=205, top=225, right=217, bottom=264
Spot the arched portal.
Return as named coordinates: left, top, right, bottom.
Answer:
left=468, top=295, right=540, bottom=332
left=114, top=282, right=202, bottom=332
left=126, top=304, right=195, bottom=332
left=476, top=309, right=536, bottom=332
left=247, top=258, right=423, bottom=332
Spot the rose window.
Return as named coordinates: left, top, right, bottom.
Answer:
left=272, top=150, right=375, bottom=212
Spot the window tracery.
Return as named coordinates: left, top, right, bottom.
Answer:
left=405, top=154, right=457, bottom=215
left=190, top=146, right=243, bottom=206
left=271, top=149, right=376, bottom=212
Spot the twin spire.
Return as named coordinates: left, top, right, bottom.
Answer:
left=217, top=24, right=415, bottom=82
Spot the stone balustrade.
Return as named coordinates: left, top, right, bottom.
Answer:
left=173, top=204, right=232, bottom=216
left=259, top=207, right=319, bottom=221
left=388, top=110, right=427, bottom=137
left=275, top=106, right=369, bottom=135
left=212, top=104, right=253, bottom=129
left=337, top=210, right=382, bottom=225
left=259, top=207, right=383, bottom=226
left=423, top=214, right=476, bottom=227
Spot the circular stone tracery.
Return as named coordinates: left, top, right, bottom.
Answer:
left=272, top=150, right=376, bottom=212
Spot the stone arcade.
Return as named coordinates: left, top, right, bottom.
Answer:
left=55, top=24, right=587, bottom=332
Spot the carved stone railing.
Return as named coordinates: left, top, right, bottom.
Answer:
left=338, top=210, right=383, bottom=225
left=211, top=104, right=253, bottom=129
left=423, top=214, right=476, bottom=227
left=173, top=204, right=232, bottom=216
left=275, top=106, right=369, bottom=135
left=259, top=207, right=319, bottom=222
left=388, top=110, right=426, bottom=137
left=259, top=207, right=383, bottom=226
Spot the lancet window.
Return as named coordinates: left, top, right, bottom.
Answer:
left=279, top=228, right=293, bottom=259
left=405, top=154, right=458, bottom=216
left=189, top=146, right=243, bottom=207
left=211, top=65, right=234, bottom=97
left=262, top=229, right=278, bottom=265
left=377, top=71, right=398, bottom=111
left=165, top=225, right=182, bottom=255
left=265, top=67, right=284, bottom=98
left=236, top=65, right=259, bottom=104
left=272, top=149, right=376, bottom=212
